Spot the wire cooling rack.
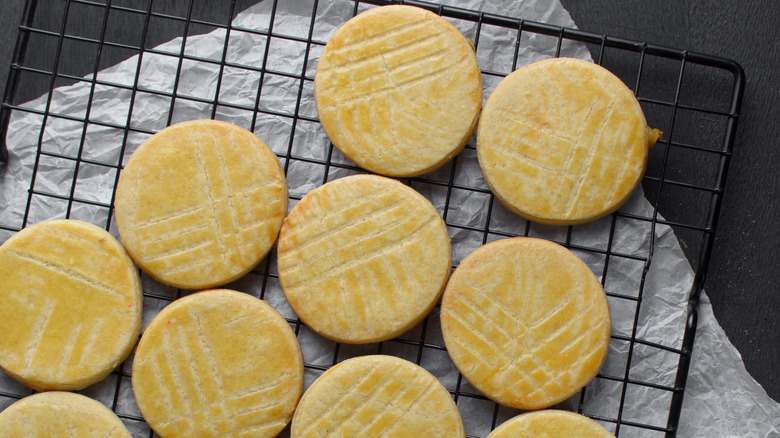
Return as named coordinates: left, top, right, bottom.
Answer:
left=0, top=0, right=744, bottom=436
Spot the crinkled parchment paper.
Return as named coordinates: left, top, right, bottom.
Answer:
left=1, top=0, right=778, bottom=437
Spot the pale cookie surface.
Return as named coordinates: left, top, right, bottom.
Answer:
left=440, top=237, right=611, bottom=410
left=477, top=57, right=661, bottom=225
left=277, top=174, right=451, bottom=343
left=0, top=391, right=132, bottom=438
left=132, top=289, right=303, bottom=438
left=488, top=410, right=615, bottom=438
left=291, top=355, right=465, bottom=437
left=315, top=5, right=482, bottom=177
left=0, top=219, right=142, bottom=391
left=114, top=119, right=288, bottom=290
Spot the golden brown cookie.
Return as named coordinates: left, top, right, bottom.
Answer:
left=277, top=174, right=451, bottom=344
left=131, top=289, right=303, bottom=438
left=114, top=119, right=288, bottom=290
left=477, top=57, right=661, bottom=225
left=440, top=237, right=611, bottom=410
left=291, top=355, right=464, bottom=437
left=315, top=5, right=482, bottom=177
left=0, top=391, right=132, bottom=438
left=488, top=410, right=615, bottom=437
left=0, top=219, right=142, bottom=391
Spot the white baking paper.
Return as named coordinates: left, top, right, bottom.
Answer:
left=1, top=0, right=777, bottom=437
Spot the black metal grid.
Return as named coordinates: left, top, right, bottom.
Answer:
left=0, top=0, right=744, bottom=437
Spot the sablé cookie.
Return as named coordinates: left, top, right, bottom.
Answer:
left=0, top=391, right=132, bottom=438
left=0, top=219, right=142, bottom=391
left=487, top=410, right=615, bottom=438
left=440, top=237, right=611, bottom=410
left=314, top=5, right=482, bottom=177
left=277, top=174, right=451, bottom=344
left=132, top=289, right=303, bottom=437
left=114, top=119, right=288, bottom=290
left=291, top=355, right=465, bottom=437
left=477, top=57, right=661, bottom=225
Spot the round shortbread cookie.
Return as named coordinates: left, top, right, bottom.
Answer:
left=440, top=237, right=611, bottom=410
left=477, top=57, right=661, bottom=225
left=488, top=410, right=615, bottom=437
left=0, top=219, right=142, bottom=391
left=277, top=174, right=451, bottom=344
left=0, top=391, right=132, bottom=438
left=114, top=119, right=288, bottom=290
left=314, top=5, right=482, bottom=177
left=132, top=289, right=303, bottom=437
left=291, top=355, right=464, bottom=437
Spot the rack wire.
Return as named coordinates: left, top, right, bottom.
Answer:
left=0, top=0, right=744, bottom=436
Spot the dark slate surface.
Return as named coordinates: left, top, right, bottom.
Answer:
left=560, top=0, right=780, bottom=403
left=1, top=0, right=777, bottom=403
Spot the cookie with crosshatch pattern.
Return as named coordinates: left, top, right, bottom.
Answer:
left=0, top=391, right=132, bottom=438
left=0, top=219, right=142, bottom=391
left=477, top=57, right=661, bottom=225
left=131, top=289, right=303, bottom=438
left=114, top=119, right=288, bottom=290
left=277, top=174, right=451, bottom=344
left=314, top=5, right=482, bottom=177
left=440, top=237, right=611, bottom=410
left=488, top=410, right=615, bottom=437
left=291, top=355, right=465, bottom=437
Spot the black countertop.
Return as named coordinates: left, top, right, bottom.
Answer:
left=559, top=0, right=780, bottom=403
left=1, top=0, right=777, bottom=405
